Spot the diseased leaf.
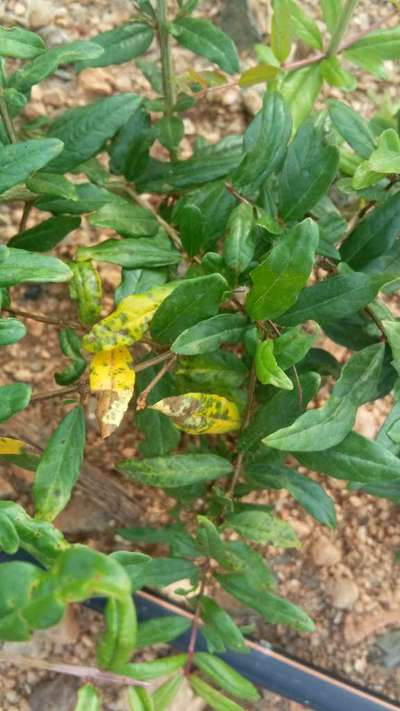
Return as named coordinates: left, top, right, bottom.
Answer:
left=150, top=392, right=241, bottom=435
left=227, top=510, right=299, bottom=548
left=246, top=218, right=319, bottom=321
left=151, top=274, right=227, bottom=344
left=89, top=346, right=135, bottom=438
left=171, top=17, right=239, bottom=74
left=117, top=453, right=233, bottom=487
left=34, top=406, right=86, bottom=521
left=69, top=262, right=102, bottom=328
left=83, top=284, right=175, bottom=352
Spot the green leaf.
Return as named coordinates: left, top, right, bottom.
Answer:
left=127, top=687, right=154, bottom=711
left=201, top=596, right=247, bottom=654
left=176, top=352, right=247, bottom=392
left=76, top=236, right=180, bottom=269
left=26, top=172, right=78, bottom=201
left=194, top=653, right=259, bottom=702
left=265, top=343, right=385, bottom=451
left=89, top=199, right=158, bottom=238
left=197, top=516, right=244, bottom=572
left=0, top=318, right=26, bottom=346
left=156, top=116, right=184, bottom=152
left=321, top=0, right=342, bottom=32
left=271, top=0, right=292, bottom=62
left=8, top=215, right=80, bottom=252
left=0, top=383, right=31, bottom=422
left=189, top=675, right=246, bottom=711
left=153, top=675, right=183, bottom=711
left=350, top=26, right=400, bottom=60
left=96, top=595, right=137, bottom=668
left=344, top=47, right=385, bottom=78
left=151, top=274, right=227, bottom=344
left=136, top=616, right=191, bottom=649
left=0, top=248, right=72, bottom=287
left=296, top=431, right=400, bottom=484
left=0, top=27, right=45, bottom=59
left=171, top=313, right=247, bottom=355
left=367, top=128, right=400, bottom=173
left=54, top=328, right=86, bottom=386
left=383, top=320, right=400, bottom=375
left=9, top=41, right=104, bottom=93
left=117, top=453, right=233, bottom=487
left=110, top=552, right=151, bottom=592
left=0, top=562, right=48, bottom=640
left=119, top=655, right=188, bottom=682
left=279, top=122, right=339, bottom=221
left=377, top=401, right=400, bottom=455
left=46, top=94, right=142, bottom=173
left=288, top=0, right=323, bottom=49
left=223, top=203, right=255, bottom=273
left=239, top=371, right=320, bottom=451
left=36, top=183, right=119, bottom=215
left=246, top=218, right=319, bottom=321
left=246, top=462, right=336, bottom=527
left=171, top=17, right=239, bottom=74
left=321, top=56, right=357, bottom=91
left=255, top=340, right=293, bottom=390
left=232, top=91, right=292, bottom=197
left=74, top=684, right=101, bottom=711
left=280, top=65, right=322, bottom=133
left=278, top=272, right=389, bottom=326
left=272, top=326, right=315, bottom=370
left=0, top=501, right=68, bottom=567
left=69, top=262, right=102, bottom=328
left=328, top=99, right=376, bottom=159
left=76, top=23, right=154, bottom=69
left=227, top=510, right=299, bottom=548
left=116, top=523, right=199, bottom=558
left=0, top=139, right=63, bottom=195
left=0, top=515, right=19, bottom=554
left=216, top=574, right=314, bottom=632
left=33, top=406, right=86, bottom=521
left=51, top=546, right=131, bottom=601
left=142, top=557, right=199, bottom=588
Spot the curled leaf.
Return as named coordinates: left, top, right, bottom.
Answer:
left=83, top=284, right=175, bottom=353
left=0, top=437, right=25, bottom=455
left=151, top=392, right=241, bottom=435
left=90, top=346, right=135, bottom=438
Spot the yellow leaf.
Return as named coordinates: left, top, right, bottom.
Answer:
left=90, top=346, right=135, bottom=439
left=0, top=437, right=25, bottom=455
left=239, top=64, right=279, bottom=88
left=82, top=284, right=176, bottom=353
left=150, top=392, right=241, bottom=435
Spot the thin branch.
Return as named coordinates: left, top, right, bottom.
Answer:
left=31, top=385, right=80, bottom=402
left=136, top=355, right=177, bottom=410
left=184, top=562, right=211, bottom=675
left=19, top=201, right=34, bottom=233
left=364, top=306, right=387, bottom=340
left=135, top=350, right=175, bottom=373
left=0, top=652, right=148, bottom=687
left=292, top=365, right=303, bottom=407
left=227, top=362, right=257, bottom=498
left=2, top=306, right=78, bottom=329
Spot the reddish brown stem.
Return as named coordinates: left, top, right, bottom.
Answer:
left=136, top=355, right=177, bottom=410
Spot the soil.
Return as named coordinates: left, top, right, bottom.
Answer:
left=0, top=0, right=400, bottom=709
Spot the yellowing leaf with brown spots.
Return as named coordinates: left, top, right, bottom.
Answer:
left=82, top=284, right=176, bottom=353
left=90, top=346, right=135, bottom=438
left=0, top=437, right=25, bottom=454
left=150, top=392, right=241, bottom=435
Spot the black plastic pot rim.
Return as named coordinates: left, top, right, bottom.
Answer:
left=1, top=551, right=398, bottom=711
